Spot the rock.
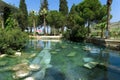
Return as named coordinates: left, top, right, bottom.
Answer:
left=83, top=57, right=94, bottom=63
left=21, top=59, right=29, bottom=64
left=83, top=46, right=91, bottom=51
left=29, top=53, right=36, bottom=58
left=90, top=48, right=100, bottom=54
left=12, top=63, right=28, bottom=71
left=67, top=52, right=76, bottom=57
left=29, top=64, right=40, bottom=71
left=55, top=49, right=61, bottom=52
left=15, top=51, right=21, bottom=56
left=73, top=46, right=78, bottom=49
left=83, top=62, right=98, bottom=69
left=0, top=54, right=7, bottom=58
left=13, top=70, right=30, bottom=79
left=24, top=77, right=35, bottom=80
left=61, top=46, right=66, bottom=49
left=83, top=63, right=96, bottom=69
left=51, top=51, right=57, bottom=54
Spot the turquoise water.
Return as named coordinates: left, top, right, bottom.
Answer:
left=0, top=39, right=120, bottom=80
left=42, top=40, right=120, bottom=80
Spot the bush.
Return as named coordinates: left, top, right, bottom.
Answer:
left=63, top=25, right=87, bottom=42
left=0, top=28, right=28, bottom=54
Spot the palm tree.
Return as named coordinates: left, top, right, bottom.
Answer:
left=40, top=8, right=47, bottom=35
left=106, top=0, right=112, bottom=39
left=29, top=10, right=37, bottom=36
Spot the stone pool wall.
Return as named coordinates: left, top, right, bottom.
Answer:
left=86, top=38, right=120, bottom=51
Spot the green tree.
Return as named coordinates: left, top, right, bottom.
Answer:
left=28, top=11, right=38, bottom=36
left=3, top=6, right=11, bottom=28
left=96, top=22, right=106, bottom=38
left=0, top=16, right=28, bottom=54
left=40, top=8, right=47, bottom=35
left=59, top=0, right=68, bottom=16
left=76, top=0, right=102, bottom=36
left=66, top=4, right=86, bottom=41
left=67, top=4, right=84, bottom=29
left=59, top=0, right=68, bottom=33
left=38, top=0, right=48, bottom=35
left=19, top=0, right=28, bottom=31
left=46, top=10, right=65, bottom=35
left=106, top=0, right=112, bottom=38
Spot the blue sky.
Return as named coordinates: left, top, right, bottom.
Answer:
left=3, top=0, right=120, bottom=22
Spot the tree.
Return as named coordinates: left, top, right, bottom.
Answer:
left=3, top=6, right=11, bottom=28
left=40, top=8, right=47, bottom=35
left=76, top=0, right=102, bottom=36
left=46, top=10, right=65, bottom=35
left=67, top=4, right=85, bottom=29
left=0, top=16, right=28, bottom=54
left=59, top=0, right=68, bottom=33
left=106, top=0, right=112, bottom=38
left=28, top=11, right=38, bottom=35
left=96, top=22, right=106, bottom=38
left=19, top=0, right=28, bottom=31
left=38, top=0, right=48, bottom=35
left=59, top=0, right=68, bottom=16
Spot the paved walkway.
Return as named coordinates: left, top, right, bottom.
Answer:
left=29, top=35, right=62, bottom=39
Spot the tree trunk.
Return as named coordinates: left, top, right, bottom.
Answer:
left=87, top=21, right=91, bottom=37
left=106, top=0, right=112, bottom=39
left=33, top=19, right=36, bottom=36
left=1, top=20, right=4, bottom=29
left=61, top=26, right=64, bottom=33
left=30, top=27, right=32, bottom=33
left=43, top=14, right=46, bottom=35
left=101, top=29, right=104, bottom=38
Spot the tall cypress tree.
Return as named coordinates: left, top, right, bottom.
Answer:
left=59, top=0, right=68, bottom=33
left=59, top=0, right=68, bottom=16
left=19, top=0, right=28, bottom=31
left=38, top=0, right=48, bottom=35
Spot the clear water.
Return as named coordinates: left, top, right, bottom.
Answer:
left=0, top=39, right=120, bottom=80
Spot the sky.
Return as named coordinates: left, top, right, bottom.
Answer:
left=3, top=0, right=120, bottom=23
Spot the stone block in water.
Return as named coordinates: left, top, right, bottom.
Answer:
left=67, top=52, right=76, bottom=57
left=83, top=57, right=94, bottom=63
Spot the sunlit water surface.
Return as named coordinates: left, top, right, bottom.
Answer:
left=0, top=39, right=120, bottom=80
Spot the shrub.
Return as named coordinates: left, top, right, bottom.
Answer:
left=0, top=28, right=28, bottom=54
left=0, top=16, right=28, bottom=55
left=63, top=25, right=87, bottom=42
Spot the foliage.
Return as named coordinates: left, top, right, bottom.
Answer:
left=96, top=22, right=106, bottom=38
left=47, top=10, right=65, bottom=29
left=5, top=15, right=18, bottom=31
left=46, top=10, right=65, bottom=34
left=70, top=25, right=87, bottom=42
left=28, top=11, right=38, bottom=33
left=3, top=6, right=11, bottom=28
left=59, top=0, right=68, bottom=16
left=19, top=0, right=28, bottom=31
left=75, top=0, right=107, bottom=36
left=38, top=0, right=48, bottom=26
left=59, top=0, right=68, bottom=33
left=0, top=28, right=28, bottom=55
left=0, top=16, right=28, bottom=55
left=63, top=25, right=87, bottom=42
left=64, top=4, right=86, bottom=42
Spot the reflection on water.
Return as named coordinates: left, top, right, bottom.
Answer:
left=35, top=40, right=120, bottom=80
left=0, top=39, right=120, bottom=80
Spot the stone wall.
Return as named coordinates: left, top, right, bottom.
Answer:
left=86, top=38, right=120, bottom=51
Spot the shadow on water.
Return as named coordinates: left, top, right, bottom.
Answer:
left=43, top=68, right=66, bottom=80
